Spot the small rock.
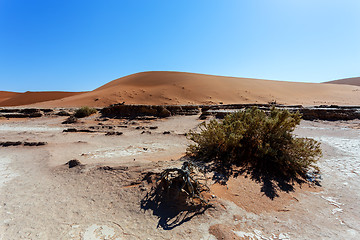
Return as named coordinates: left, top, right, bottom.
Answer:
left=105, top=132, right=123, bottom=136
left=23, top=142, right=46, bottom=146
left=0, top=141, right=22, bottom=147
left=63, top=128, right=78, bottom=132
left=24, top=142, right=37, bottom=146
left=57, top=110, right=71, bottom=116
left=99, top=166, right=114, bottom=171
left=66, top=159, right=82, bottom=168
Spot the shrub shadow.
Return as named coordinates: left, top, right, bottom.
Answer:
left=205, top=160, right=310, bottom=200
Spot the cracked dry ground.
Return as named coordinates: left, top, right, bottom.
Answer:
left=0, top=115, right=359, bottom=239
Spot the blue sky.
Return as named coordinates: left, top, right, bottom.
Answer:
left=1, top=0, right=359, bottom=92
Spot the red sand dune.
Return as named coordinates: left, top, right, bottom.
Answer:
left=36, top=71, right=360, bottom=107
left=4, top=71, right=360, bottom=107
left=0, top=91, right=21, bottom=104
left=325, top=77, right=360, bottom=87
left=0, top=91, right=84, bottom=107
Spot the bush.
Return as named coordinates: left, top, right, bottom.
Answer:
left=74, top=106, right=97, bottom=118
left=187, top=107, right=322, bottom=178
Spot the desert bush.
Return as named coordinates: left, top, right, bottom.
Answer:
left=74, top=106, right=97, bottom=118
left=187, top=107, right=322, bottom=177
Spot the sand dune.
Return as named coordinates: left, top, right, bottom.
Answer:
left=4, top=71, right=360, bottom=108
left=35, top=71, right=360, bottom=107
left=325, top=77, right=360, bottom=87
left=0, top=91, right=84, bottom=107
left=0, top=91, right=21, bottom=104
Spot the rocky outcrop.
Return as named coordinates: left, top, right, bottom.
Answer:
left=0, top=141, right=47, bottom=147
left=63, top=128, right=95, bottom=133
left=1, top=104, right=359, bottom=121
left=0, top=108, right=43, bottom=118
left=299, top=107, right=360, bottom=121
left=200, top=104, right=360, bottom=121
left=62, top=116, right=78, bottom=124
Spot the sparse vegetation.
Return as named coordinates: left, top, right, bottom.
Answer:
left=74, top=106, right=97, bottom=118
left=187, top=107, right=322, bottom=178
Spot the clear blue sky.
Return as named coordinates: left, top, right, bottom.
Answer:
left=1, top=0, right=359, bottom=92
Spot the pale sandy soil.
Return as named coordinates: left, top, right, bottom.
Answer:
left=0, top=114, right=360, bottom=239
left=2, top=71, right=360, bottom=108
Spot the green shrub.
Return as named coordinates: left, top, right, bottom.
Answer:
left=187, top=107, right=322, bottom=177
left=74, top=106, right=97, bottom=118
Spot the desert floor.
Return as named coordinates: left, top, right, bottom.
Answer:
left=0, top=114, right=359, bottom=239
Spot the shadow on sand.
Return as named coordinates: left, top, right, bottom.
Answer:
left=211, top=161, right=317, bottom=200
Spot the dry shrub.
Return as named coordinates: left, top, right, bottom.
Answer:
left=157, top=162, right=209, bottom=205
left=142, top=162, right=209, bottom=208
left=187, top=107, right=322, bottom=178
left=141, top=162, right=210, bottom=229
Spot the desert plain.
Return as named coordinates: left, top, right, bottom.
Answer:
left=0, top=71, right=360, bottom=239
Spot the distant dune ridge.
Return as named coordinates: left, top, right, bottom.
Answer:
left=0, top=91, right=21, bottom=104
left=325, top=77, right=360, bottom=87
left=1, top=71, right=360, bottom=107
left=0, top=91, right=83, bottom=107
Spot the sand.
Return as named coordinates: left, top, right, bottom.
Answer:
left=0, top=91, right=20, bottom=104
left=1, top=113, right=360, bottom=239
left=0, top=91, right=84, bottom=107
left=3, top=71, right=359, bottom=108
